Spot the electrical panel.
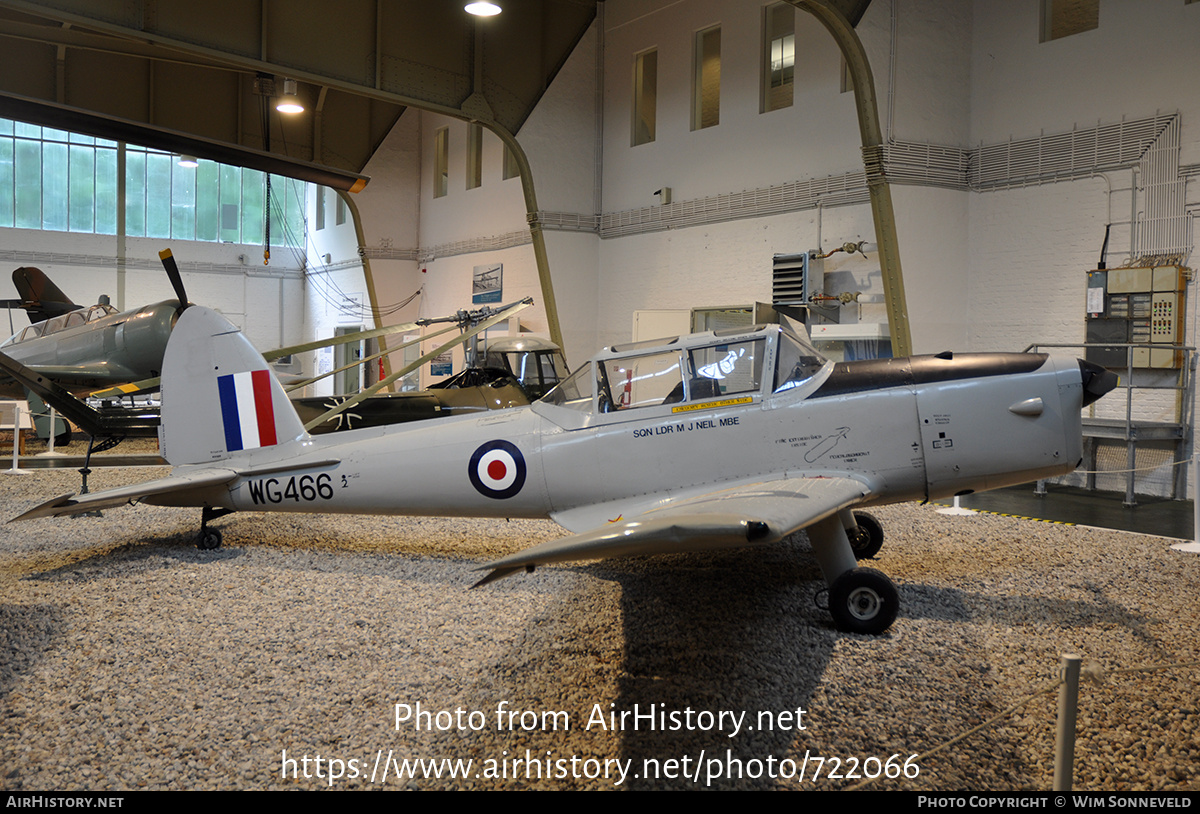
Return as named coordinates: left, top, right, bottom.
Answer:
left=1085, top=266, right=1186, bottom=369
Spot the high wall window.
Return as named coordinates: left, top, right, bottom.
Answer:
left=1040, top=0, right=1098, bottom=42
left=693, top=26, right=721, bottom=130
left=762, top=3, right=795, bottom=113
left=434, top=126, right=449, bottom=198
left=0, top=118, right=305, bottom=246
left=632, top=49, right=657, bottom=146
left=466, top=124, right=482, bottom=190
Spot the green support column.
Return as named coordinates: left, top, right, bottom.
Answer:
left=789, top=0, right=913, bottom=357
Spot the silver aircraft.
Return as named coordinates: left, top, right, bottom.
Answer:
left=12, top=305, right=1117, bottom=634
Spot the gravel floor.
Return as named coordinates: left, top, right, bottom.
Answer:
left=1, top=465, right=1197, bottom=791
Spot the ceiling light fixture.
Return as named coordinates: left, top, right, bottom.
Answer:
left=276, top=78, right=304, bottom=114
left=177, top=154, right=199, bottom=168
left=465, top=2, right=502, bottom=16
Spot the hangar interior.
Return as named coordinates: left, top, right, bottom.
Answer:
left=1, top=0, right=1198, bottom=501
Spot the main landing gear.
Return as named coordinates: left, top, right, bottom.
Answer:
left=197, top=507, right=234, bottom=550
left=809, top=510, right=898, bottom=635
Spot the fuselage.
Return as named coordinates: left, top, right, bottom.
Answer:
left=0, top=299, right=179, bottom=397
left=184, top=325, right=1094, bottom=529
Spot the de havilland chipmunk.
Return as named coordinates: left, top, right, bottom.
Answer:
left=11, top=303, right=1118, bottom=634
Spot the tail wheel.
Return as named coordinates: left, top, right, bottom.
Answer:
left=847, top=511, right=884, bottom=559
left=829, top=567, right=898, bottom=634
left=197, top=528, right=222, bottom=550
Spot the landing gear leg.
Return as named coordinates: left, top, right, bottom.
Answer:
left=809, top=514, right=898, bottom=634
left=197, top=507, right=234, bottom=550
left=73, top=435, right=113, bottom=518
left=840, top=508, right=884, bottom=560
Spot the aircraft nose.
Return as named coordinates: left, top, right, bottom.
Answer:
left=1078, top=359, right=1119, bottom=406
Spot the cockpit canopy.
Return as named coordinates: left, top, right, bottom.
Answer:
left=1, top=303, right=118, bottom=347
left=483, top=336, right=569, bottom=400
left=539, top=324, right=828, bottom=418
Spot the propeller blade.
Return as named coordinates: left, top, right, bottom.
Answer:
left=159, top=249, right=189, bottom=308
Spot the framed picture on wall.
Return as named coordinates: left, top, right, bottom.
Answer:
left=472, top=263, right=502, bottom=304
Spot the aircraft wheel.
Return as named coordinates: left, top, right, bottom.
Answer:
left=847, top=511, right=884, bottom=559
left=829, top=567, right=898, bottom=635
left=197, top=528, right=223, bottom=550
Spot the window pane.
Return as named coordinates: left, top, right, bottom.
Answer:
left=632, top=49, right=657, bottom=146
left=434, top=127, right=448, bottom=198
left=693, top=27, right=720, bottom=130
left=14, top=138, right=40, bottom=229
left=145, top=152, right=172, bottom=238
left=42, top=140, right=67, bottom=231
left=272, top=174, right=303, bottom=247
left=241, top=169, right=264, bottom=245
left=171, top=161, right=196, bottom=239
left=1041, top=0, right=1098, bottom=42
left=0, top=137, right=13, bottom=228
left=601, top=351, right=683, bottom=410
left=125, top=149, right=146, bottom=237
left=195, top=160, right=219, bottom=241
left=95, top=146, right=117, bottom=234
left=219, top=164, right=241, bottom=242
left=69, top=144, right=95, bottom=233
left=763, top=3, right=794, bottom=113
left=689, top=340, right=765, bottom=397
left=466, top=124, right=482, bottom=190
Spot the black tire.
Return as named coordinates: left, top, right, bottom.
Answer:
left=197, top=528, right=223, bottom=550
left=847, top=511, right=884, bottom=559
left=829, top=567, right=898, bottom=634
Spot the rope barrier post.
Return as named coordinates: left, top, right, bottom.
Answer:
left=35, top=405, right=68, bottom=458
left=4, top=401, right=30, bottom=476
left=1053, top=653, right=1082, bottom=792
left=1173, top=455, right=1200, bottom=554
left=46, top=406, right=56, bottom=454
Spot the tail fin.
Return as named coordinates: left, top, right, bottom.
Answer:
left=160, top=306, right=308, bottom=466
left=12, top=267, right=79, bottom=322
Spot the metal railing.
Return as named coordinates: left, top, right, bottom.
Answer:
left=1023, top=342, right=1195, bottom=505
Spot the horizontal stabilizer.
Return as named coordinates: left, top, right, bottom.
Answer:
left=10, top=467, right=238, bottom=521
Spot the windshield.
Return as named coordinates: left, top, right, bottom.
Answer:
left=540, top=361, right=596, bottom=411
left=774, top=328, right=828, bottom=392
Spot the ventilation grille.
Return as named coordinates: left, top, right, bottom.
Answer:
left=772, top=252, right=810, bottom=306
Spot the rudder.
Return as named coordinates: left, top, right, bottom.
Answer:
left=160, top=306, right=307, bottom=465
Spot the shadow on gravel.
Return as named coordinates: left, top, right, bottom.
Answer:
left=0, top=603, right=64, bottom=701
left=591, top=544, right=836, bottom=790
left=21, top=538, right=245, bottom=583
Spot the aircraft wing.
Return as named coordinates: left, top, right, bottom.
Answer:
left=9, top=467, right=239, bottom=521
left=474, top=474, right=872, bottom=586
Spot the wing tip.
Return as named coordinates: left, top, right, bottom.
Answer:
left=471, top=563, right=533, bottom=589
left=9, top=492, right=81, bottom=522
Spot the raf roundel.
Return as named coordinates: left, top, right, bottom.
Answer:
left=468, top=440, right=527, bottom=500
